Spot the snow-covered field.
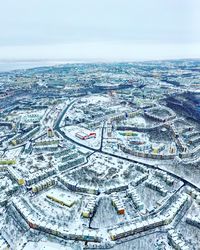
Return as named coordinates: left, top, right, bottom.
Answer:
left=61, top=125, right=102, bottom=149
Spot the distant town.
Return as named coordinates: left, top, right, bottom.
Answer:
left=0, top=60, right=199, bottom=250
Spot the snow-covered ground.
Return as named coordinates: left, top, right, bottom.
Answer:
left=23, top=241, right=78, bottom=250
left=61, top=126, right=102, bottom=150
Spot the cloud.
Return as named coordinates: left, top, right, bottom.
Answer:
left=0, top=0, right=199, bottom=60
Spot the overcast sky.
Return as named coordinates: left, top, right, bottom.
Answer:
left=0, top=0, right=199, bottom=61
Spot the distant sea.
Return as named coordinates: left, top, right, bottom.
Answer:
left=0, top=60, right=69, bottom=73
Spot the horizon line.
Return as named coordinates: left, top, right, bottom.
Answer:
left=0, top=57, right=199, bottom=73
left=0, top=57, right=199, bottom=63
